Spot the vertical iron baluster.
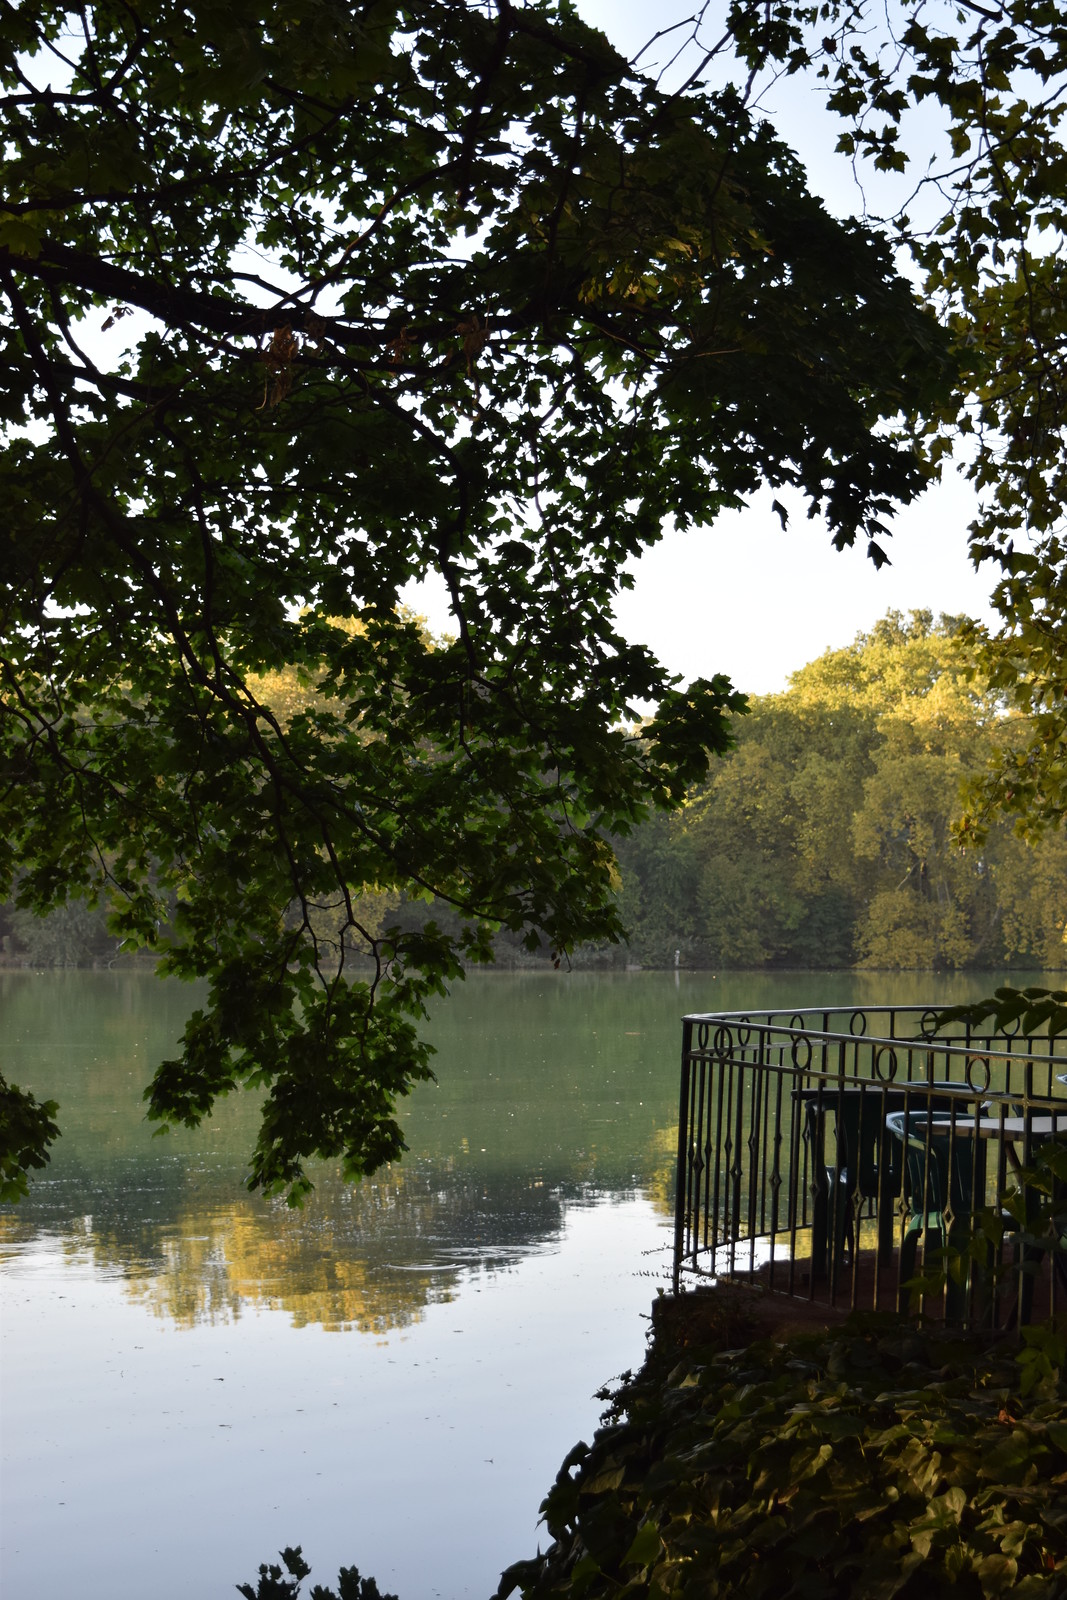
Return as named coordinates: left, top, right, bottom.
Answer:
left=710, top=1043, right=727, bottom=1264
left=787, top=1060, right=803, bottom=1296
left=729, top=1052, right=745, bottom=1273
left=768, top=1064, right=785, bottom=1288
left=672, top=1022, right=693, bottom=1293
left=693, top=1051, right=709, bottom=1251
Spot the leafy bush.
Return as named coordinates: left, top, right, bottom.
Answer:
left=498, top=1313, right=1067, bottom=1600
left=236, top=1546, right=397, bottom=1600
left=0, top=1075, right=59, bottom=1201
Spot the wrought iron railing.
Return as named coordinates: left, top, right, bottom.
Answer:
left=673, top=1005, right=1067, bottom=1327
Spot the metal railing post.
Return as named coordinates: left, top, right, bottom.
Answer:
left=673, top=1019, right=694, bottom=1293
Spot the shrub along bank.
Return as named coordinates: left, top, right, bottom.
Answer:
left=495, top=1295, right=1067, bottom=1600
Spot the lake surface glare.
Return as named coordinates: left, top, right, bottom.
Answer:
left=1, top=968, right=1049, bottom=1598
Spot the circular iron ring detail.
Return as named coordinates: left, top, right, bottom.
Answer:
left=873, top=1045, right=899, bottom=1083
left=966, top=1053, right=992, bottom=1094
left=790, top=1034, right=813, bottom=1070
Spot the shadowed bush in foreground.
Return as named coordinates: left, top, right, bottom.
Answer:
left=496, top=1311, right=1067, bottom=1600
left=237, top=1546, right=397, bottom=1600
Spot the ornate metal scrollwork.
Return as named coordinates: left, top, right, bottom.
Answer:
left=674, top=999, right=1067, bottom=1325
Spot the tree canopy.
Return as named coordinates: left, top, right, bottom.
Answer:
left=0, top=0, right=958, bottom=1198
left=716, top=1, right=1067, bottom=838
left=614, top=610, right=1067, bottom=973
left=715, top=0, right=1067, bottom=1029
left=12, top=609, right=1067, bottom=979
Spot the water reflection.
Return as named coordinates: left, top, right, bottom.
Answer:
left=1, top=970, right=682, bottom=1333
left=2, top=967, right=1043, bottom=1337
left=5, top=968, right=1059, bottom=1600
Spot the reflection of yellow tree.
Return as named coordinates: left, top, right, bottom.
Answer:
left=126, top=1229, right=247, bottom=1326
left=6, top=1163, right=466, bottom=1334
left=644, top=1126, right=678, bottom=1219
left=121, top=1201, right=456, bottom=1333
left=127, top=1167, right=464, bottom=1332
left=0, top=1211, right=32, bottom=1253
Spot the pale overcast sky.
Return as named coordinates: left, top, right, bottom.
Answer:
left=406, top=1, right=998, bottom=696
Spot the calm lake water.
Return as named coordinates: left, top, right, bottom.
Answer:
left=1, top=966, right=1058, bottom=1598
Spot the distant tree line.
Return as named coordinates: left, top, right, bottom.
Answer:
left=0, top=898, right=135, bottom=969
left=610, top=611, right=1067, bottom=971
left=5, top=611, right=1065, bottom=973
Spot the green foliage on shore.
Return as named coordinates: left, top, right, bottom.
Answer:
left=614, top=612, right=1067, bottom=973
left=498, top=1307, right=1067, bottom=1600
left=8, top=610, right=1067, bottom=976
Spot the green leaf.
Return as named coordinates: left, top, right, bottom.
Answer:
left=0, top=216, right=41, bottom=257
left=622, top=1520, right=663, bottom=1568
